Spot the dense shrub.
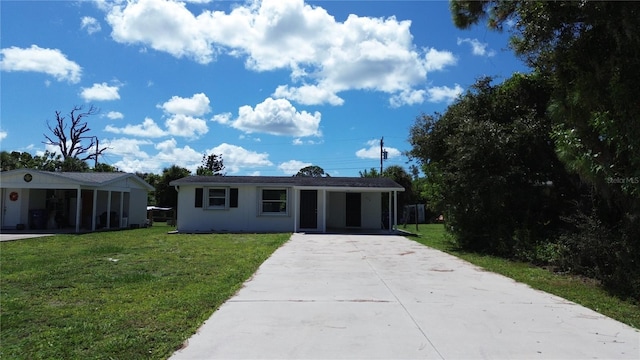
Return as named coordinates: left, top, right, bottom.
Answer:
left=556, top=204, right=640, bottom=301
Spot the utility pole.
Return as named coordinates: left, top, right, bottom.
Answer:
left=380, top=137, right=388, bottom=176
left=380, top=137, right=384, bottom=175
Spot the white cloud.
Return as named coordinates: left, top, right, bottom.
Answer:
left=164, top=114, right=208, bottom=138
left=160, top=93, right=211, bottom=116
left=389, top=89, right=426, bottom=108
left=0, top=130, right=7, bottom=141
left=355, top=139, right=401, bottom=159
left=211, top=112, right=232, bottom=124
left=111, top=137, right=229, bottom=175
left=424, top=47, right=457, bottom=71
left=273, top=84, right=344, bottom=106
left=81, top=16, right=102, bottom=34
left=106, top=111, right=124, bottom=120
left=154, top=138, right=203, bottom=169
left=113, top=158, right=158, bottom=174
left=278, top=160, right=312, bottom=175
left=457, top=38, right=496, bottom=57
left=220, top=97, right=321, bottom=137
left=292, top=138, right=323, bottom=146
left=427, top=84, right=463, bottom=103
left=158, top=93, right=210, bottom=138
left=106, top=0, right=216, bottom=64
left=104, top=117, right=167, bottom=137
left=102, top=138, right=152, bottom=157
left=105, top=93, right=209, bottom=139
left=80, top=82, right=121, bottom=101
left=103, top=0, right=457, bottom=107
left=0, top=45, right=81, bottom=83
left=208, top=143, right=273, bottom=174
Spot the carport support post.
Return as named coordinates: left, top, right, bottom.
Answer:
left=393, top=190, right=398, bottom=231
left=388, top=191, right=392, bottom=231
left=107, top=191, right=112, bottom=229
left=75, top=188, right=82, bottom=233
left=119, top=191, right=124, bottom=228
left=322, top=189, right=327, bottom=232
left=293, top=188, right=298, bottom=233
left=92, top=189, right=97, bottom=231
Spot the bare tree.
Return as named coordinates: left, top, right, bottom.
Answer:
left=43, top=105, right=107, bottom=165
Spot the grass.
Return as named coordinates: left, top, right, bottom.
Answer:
left=0, top=224, right=290, bottom=359
left=406, top=223, right=640, bottom=330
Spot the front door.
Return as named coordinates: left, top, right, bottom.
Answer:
left=2, top=188, right=22, bottom=229
left=345, top=192, right=361, bottom=227
left=300, top=190, right=317, bottom=229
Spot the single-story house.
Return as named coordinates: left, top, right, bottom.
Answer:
left=0, top=169, right=153, bottom=232
left=169, top=176, right=405, bottom=233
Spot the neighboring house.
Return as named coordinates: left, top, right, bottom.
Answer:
left=169, top=176, right=405, bottom=233
left=0, top=169, right=153, bottom=232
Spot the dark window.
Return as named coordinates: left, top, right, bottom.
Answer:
left=195, top=188, right=203, bottom=208
left=230, top=188, right=238, bottom=208
left=208, top=188, right=226, bottom=208
left=261, top=189, right=287, bottom=214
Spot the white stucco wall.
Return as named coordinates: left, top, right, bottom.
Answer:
left=175, top=183, right=390, bottom=233
left=128, top=188, right=148, bottom=227
left=176, top=185, right=294, bottom=232
left=361, top=192, right=382, bottom=229
left=327, top=192, right=346, bottom=228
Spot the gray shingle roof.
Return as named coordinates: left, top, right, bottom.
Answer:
left=170, top=176, right=405, bottom=190
left=47, top=171, right=132, bottom=185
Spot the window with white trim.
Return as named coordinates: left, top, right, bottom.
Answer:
left=207, top=188, right=227, bottom=209
left=195, top=187, right=238, bottom=209
left=260, top=188, right=288, bottom=215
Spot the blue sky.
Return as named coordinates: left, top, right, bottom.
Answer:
left=0, top=0, right=527, bottom=176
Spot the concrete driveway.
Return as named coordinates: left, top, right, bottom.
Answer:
left=171, top=233, right=639, bottom=359
left=0, top=233, right=55, bottom=242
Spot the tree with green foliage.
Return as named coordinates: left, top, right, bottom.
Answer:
left=137, top=172, right=161, bottom=206
left=358, top=168, right=380, bottom=178
left=60, top=156, right=90, bottom=172
left=451, top=0, right=640, bottom=200
left=92, top=163, right=119, bottom=172
left=155, top=165, right=191, bottom=208
left=196, top=153, right=225, bottom=176
left=408, top=74, right=578, bottom=257
left=450, top=0, right=640, bottom=301
left=295, top=165, right=330, bottom=177
left=35, top=151, right=64, bottom=171
left=0, top=150, right=116, bottom=172
left=381, top=165, right=414, bottom=209
left=2, top=151, right=30, bottom=171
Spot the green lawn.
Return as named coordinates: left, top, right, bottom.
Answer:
left=0, top=224, right=290, bottom=359
left=406, top=223, right=640, bottom=329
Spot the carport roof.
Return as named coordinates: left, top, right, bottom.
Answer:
left=170, top=176, right=405, bottom=190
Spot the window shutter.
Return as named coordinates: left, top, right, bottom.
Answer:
left=230, top=188, right=238, bottom=208
left=195, top=188, right=203, bottom=208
